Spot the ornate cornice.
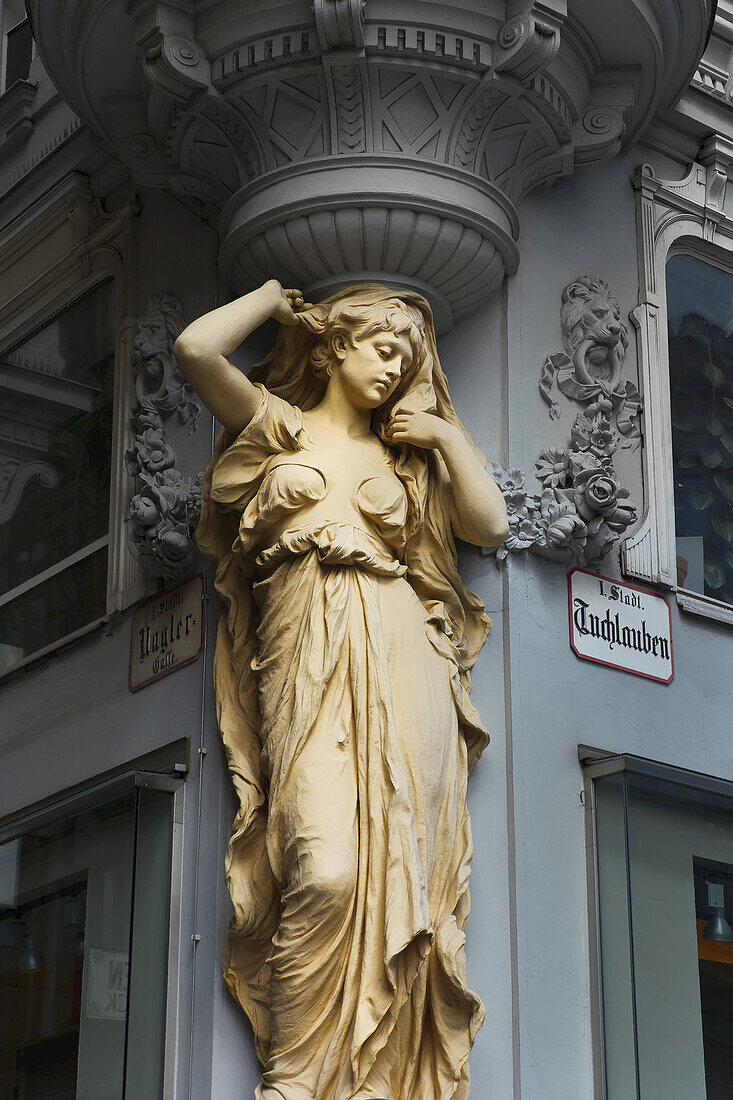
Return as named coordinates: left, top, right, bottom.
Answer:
left=29, top=0, right=715, bottom=327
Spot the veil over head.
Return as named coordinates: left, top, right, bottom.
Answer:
left=249, top=283, right=490, bottom=675
left=195, top=284, right=490, bottom=1055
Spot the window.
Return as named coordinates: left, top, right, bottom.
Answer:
left=667, top=254, right=733, bottom=605
left=0, top=280, right=117, bottom=672
left=0, top=773, right=180, bottom=1099
left=584, top=752, right=733, bottom=1099
left=1, top=0, right=32, bottom=92
left=621, top=158, right=733, bottom=623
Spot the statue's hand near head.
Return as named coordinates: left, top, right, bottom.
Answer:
left=262, top=279, right=312, bottom=327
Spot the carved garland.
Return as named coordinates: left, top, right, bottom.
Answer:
left=124, top=295, right=202, bottom=580
left=490, top=276, right=642, bottom=565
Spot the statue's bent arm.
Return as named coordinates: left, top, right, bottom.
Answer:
left=173, top=280, right=305, bottom=434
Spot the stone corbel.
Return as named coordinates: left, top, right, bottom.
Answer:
left=495, top=1, right=565, bottom=83
left=313, top=0, right=365, bottom=52
left=698, top=133, right=733, bottom=218
left=127, top=0, right=211, bottom=102
left=573, top=77, right=634, bottom=165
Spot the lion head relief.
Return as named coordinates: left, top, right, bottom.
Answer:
left=560, top=276, right=629, bottom=391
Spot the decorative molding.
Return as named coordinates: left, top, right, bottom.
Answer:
left=539, top=275, right=640, bottom=439
left=0, top=459, right=58, bottom=525
left=124, top=295, right=202, bottom=581
left=620, top=156, right=733, bottom=590
left=313, top=0, right=365, bottom=52
left=495, top=5, right=564, bottom=83
left=491, top=276, right=640, bottom=566
left=0, top=80, right=38, bottom=151
left=29, top=0, right=716, bottom=324
left=0, top=116, right=83, bottom=199
left=676, top=588, right=733, bottom=628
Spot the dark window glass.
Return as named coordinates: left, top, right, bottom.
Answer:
left=3, top=18, right=32, bottom=90
left=594, top=766, right=733, bottom=1098
left=667, top=255, right=733, bottom=603
left=0, top=281, right=116, bottom=669
left=694, top=861, right=733, bottom=1098
left=0, top=546, right=108, bottom=672
left=0, top=786, right=174, bottom=1099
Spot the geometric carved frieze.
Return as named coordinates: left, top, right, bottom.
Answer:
left=30, top=0, right=716, bottom=326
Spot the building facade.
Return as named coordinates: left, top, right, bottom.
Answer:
left=1, top=0, right=733, bottom=1096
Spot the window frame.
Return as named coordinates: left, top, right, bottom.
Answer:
left=0, top=751, right=186, bottom=1100
left=1, top=14, right=33, bottom=93
left=621, top=150, right=733, bottom=627
left=0, top=180, right=145, bottom=678
left=580, top=744, right=733, bottom=1099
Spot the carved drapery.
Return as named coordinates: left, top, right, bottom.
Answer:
left=29, top=0, right=714, bottom=329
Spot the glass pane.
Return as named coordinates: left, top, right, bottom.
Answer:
left=125, top=790, right=174, bottom=1098
left=0, top=546, right=108, bottom=672
left=0, top=785, right=175, bottom=1100
left=595, top=768, right=733, bottom=1098
left=0, top=792, right=137, bottom=1100
left=0, top=280, right=116, bottom=596
left=595, top=772, right=639, bottom=1099
left=667, top=255, right=733, bottom=602
left=694, top=861, right=733, bottom=1098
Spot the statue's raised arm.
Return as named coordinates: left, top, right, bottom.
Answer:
left=191, top=281, right=507, bottom=1100
left=173, top=280, right=308, bottom=434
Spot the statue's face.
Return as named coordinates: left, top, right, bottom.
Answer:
left=332, top=329, right=412, bottom=410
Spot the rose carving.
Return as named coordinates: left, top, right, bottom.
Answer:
left=125, top=296, right=202, bottom=580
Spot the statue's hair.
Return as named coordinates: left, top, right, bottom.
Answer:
left=306, top=299, right=425, bottom=382
left=246, top=283, right=490, bottom=680
left=561, top=275, right=626, bottom=354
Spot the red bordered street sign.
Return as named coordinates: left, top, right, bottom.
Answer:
left=567, top=567, right=673, bottom=684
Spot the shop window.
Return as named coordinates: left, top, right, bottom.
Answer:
left=584, top=752, right=733, bottom=1099
left=0, top=775, right=179, bottom=1099
left=667, top=255, right=733, bottom=605
left=0, top=280, right=117, bottom=672
left=1, top=0, right=31, bottom=92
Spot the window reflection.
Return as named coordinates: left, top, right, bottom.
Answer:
left=0, top=786, right=174, bottom=1099
left=0, top=281, right=116, bottom=670
left=667, top=255, right=733, bottom=603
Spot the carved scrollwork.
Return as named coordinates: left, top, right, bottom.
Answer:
left=490, top=276, right=641, bottom=566
left=0, top=459, right=59, bottom=525
left=124, top=295, right=202, bottom=580
left=495, top=5, right=564, bottom=83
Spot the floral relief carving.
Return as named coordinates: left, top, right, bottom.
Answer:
left=490, top=275, right=641, bottom=565
left=124, top=295, right=202, bottom=580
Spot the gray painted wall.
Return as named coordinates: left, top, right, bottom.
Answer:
left=3, top=136, right=733, bottom=1100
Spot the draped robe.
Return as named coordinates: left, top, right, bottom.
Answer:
left=197, top=385, right=491, bottom=1100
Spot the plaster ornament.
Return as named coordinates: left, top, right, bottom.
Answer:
left=539, top=275, right=641, bottom=439
left=124, top=294, right=202, bottom=580
left=174, top=279, right=508, bottom=1100
left=490, top=276, right=641, bottom=566
left=33, top=0, right=718, bottom=328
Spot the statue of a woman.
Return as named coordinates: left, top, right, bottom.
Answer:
left=174, top=280, right=508, bottom=1100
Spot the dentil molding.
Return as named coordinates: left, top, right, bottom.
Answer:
left=30, top=0, right=714, bottom=328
